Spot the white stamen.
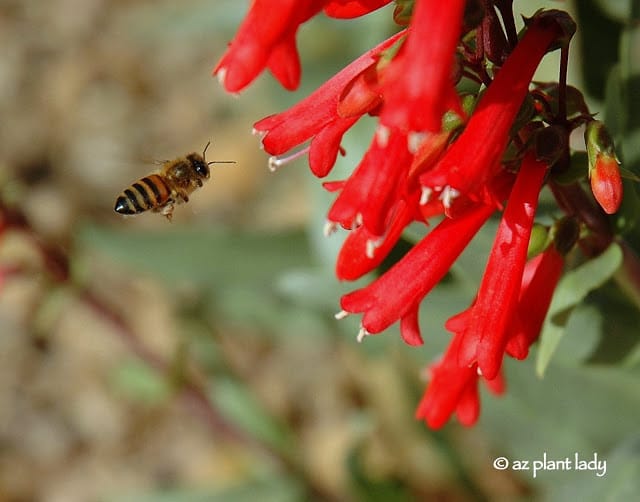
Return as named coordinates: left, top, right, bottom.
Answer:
left=365, top=240, right=376, bottom=259
left=323, top=221, right=338, bottom=237
left=408, top=131, right=428, bottom=154
left=216, top=67, right=227, bottom=87
left=357, top=326, right=370, bottom=343
left=476, top=366, right=483, bottom=376
left=440, top=186, right=460, bottom=208
left=420, top=186, right=433, bottom=205
left=334, top=310, right=349, bottom=320
left=268, top=157, right=280, bottom=172
left=354, top=212, right=363, bottom=228
left=267, top=146, right=310, bottom=172
left=252, top=128, right=267, bottom=144
left=365, top=236, right=384, bottom=259
left=375, top=125, right=390, bottom=147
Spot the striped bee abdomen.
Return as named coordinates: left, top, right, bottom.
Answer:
left=114, top=174, right=171, bottom=215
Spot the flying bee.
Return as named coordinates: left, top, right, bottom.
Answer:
left=114, top=142, right=234, bottom=221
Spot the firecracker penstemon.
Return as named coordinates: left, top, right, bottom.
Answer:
left=214, top=0, right=628, bottom=428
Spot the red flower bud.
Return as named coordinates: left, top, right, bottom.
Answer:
left=590, top=154, right=623, bottom=215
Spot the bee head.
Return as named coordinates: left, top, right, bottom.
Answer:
left=188, top=154, right=210, bottom=180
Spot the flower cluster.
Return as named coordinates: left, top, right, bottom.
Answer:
left=215, top=1, right=623, bottom=428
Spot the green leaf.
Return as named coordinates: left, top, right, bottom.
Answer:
left=593, top=0, right=634, bottom=21
left=545, top=435, right=640, bottom=502
left=275, top=268, right=350, bottom=312
left=78, top=225, right=313, bottom=286
left=574, top=0, right=623, bottom=99
left=583, top=283, right=640, bottom=364
left=618, top=17, right=640, bottom=171
left=107, top=476, right=302, bottom=502
left=210, top=377, right=293, bottom=453
left=536, top=243, right=623, bottom=376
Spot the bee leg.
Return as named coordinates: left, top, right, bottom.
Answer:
left=161, top=202, right=174, bottom=221
left=172, top=191, right=189, bottom=204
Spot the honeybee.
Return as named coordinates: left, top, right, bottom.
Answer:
left=114, top=142, right=234, bottom=220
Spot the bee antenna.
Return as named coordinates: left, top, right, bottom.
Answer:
left=202, top=141, right=212, bottom=158
left=207, top=160, right=236, bottom=166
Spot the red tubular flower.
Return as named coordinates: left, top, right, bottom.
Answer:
left=214, top=0, right=326, bottom=92
left=253, top=31, right=406, bottom=176
left=420, top=16, right=563, bottom=204
left=379, top=0, right=466, bottom=134
left=339, top=199, right=499, bottom=342
left=506, top=245, right=564, bottom=359
left=455, top=154, right=549, bottom=380
left=415, top=332, right=506, bottom=429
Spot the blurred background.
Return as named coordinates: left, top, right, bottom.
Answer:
left=1, top=1, right=639, bottom=501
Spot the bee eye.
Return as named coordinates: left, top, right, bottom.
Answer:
left=194, top=160, right=210, bottom=178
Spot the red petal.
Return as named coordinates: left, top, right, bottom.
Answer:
left=455, top=382, right=481, bottom=427
left=309, top=116, right=359, bottom=177
left=400, top=308, right=424, bottom=346
left=267, top=34, right=302, bottom=90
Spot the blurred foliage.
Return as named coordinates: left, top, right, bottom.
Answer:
left=536, top=243, right=623, bottom=376
left=0, top=1, right=639, bottom=501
